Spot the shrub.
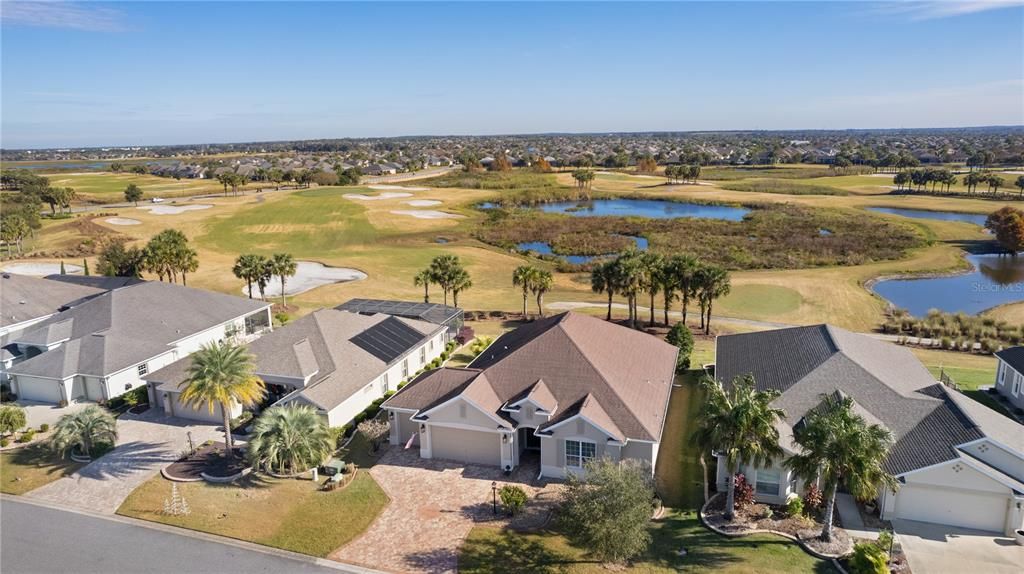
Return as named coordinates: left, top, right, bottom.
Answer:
left=0, top=438, right=9, bottom=448
left=230, top=411, right=254, bottom=432
left=733, top=474, right=755, bottom=509
left=17, top=429, right=35, bottom=443
left=875, top=529, right=894, bottom=555
left=804, top=483, right=823, bottom=510
left=499, top=484, right=528, bottom=516
left=785, top=494, right=804, bottom=517
left=0, top=404, right=28, bottom=435
left=39, top=423, right=49, bottom=433
left=849, top=542, right=888, bottom=574
left=666, top=322, right=694, bottom=373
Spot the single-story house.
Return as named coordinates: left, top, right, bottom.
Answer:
left=3, top=281, right=271, bottom=405
left=145, top=309, right=446, bottom=426
left=714, top=324, right=1024, bottom=535
left=993, top=347, right=1024, bottom=411
left=335, top=298, right=463, bottom=340
left=381, top=311, right=678, bottom=478
left=0, top=273, right=105, bottom=338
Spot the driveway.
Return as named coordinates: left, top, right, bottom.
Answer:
left=894, top=519, right=1024, bottom=574
left=26, top=408, right=221, bottom=514
left=332, top=447, right=559, bottom=574
left=15, top=400, right=89, bottom=429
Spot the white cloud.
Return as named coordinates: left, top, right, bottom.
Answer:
left=1, top=1, right=128, bottom=32
left=871, top=1, right=1024, bottom=20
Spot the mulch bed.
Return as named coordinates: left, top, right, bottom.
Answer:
left=704, top=496, right=852, bottom=557
left=128, top=404, right=150, bottom=415
left=165, top=442, right=247, bottom=480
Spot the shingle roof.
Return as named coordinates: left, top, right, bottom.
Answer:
left=0, top=273, right=104, bottom=330
left=43, top=274, right=145, bottom=291
left=995, top=347, right=1024, bottom=375
left=383, top=312, right=678, bottom=442
left=716, top=324, right=1021, bottom=475
left=8, top=282, right=269, bottom=379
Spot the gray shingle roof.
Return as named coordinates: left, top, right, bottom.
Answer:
left=8, top=282, right=269, bottom=379
left=995, top=347, right=1024, bottom=375
left=717, top=324, right=1021, bottom=475
left=0, top=273, right=104, bottom=330
left=383, top=312, right=679, bottom=442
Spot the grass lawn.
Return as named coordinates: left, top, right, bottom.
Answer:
left=716, top=284, right=802, bottom=320
left=719, top=178, right=851, bottom=196
left=654, top=373, right=706, bottom=509
left=459, top=512, right=837, bottom=574
left=117, top=471, right=388, bottom=557
left=0, top=444, right=86, bottom=495
left=42, top=172, right=233, bottom=202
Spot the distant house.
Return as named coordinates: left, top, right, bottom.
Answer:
left=993, top=347, right=1024, bottom=412
left=146, top=309, right=445, bottom=425
left=715, top=325, right=1024, bottom=535
left=362, top=164, right=396, bottom=176
left=382, top=312, right=678, bottom=478
left=335, top=298, right=463, bottom=340
left=3, top=282, right=271, bottom=405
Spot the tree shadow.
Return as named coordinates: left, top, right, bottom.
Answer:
left=3, top=444, right=81, bottom=478
left=444, top=527, right=591, bottom=574
left=75, top=441, right=172, bottom=480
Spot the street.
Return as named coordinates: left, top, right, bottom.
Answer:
left=0, top=498, right=371, bottom=574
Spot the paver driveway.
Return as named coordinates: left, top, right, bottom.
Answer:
left=27, top=408, right=221, bottom=514
left=894, top=519, right=1024, bottom=574
left=332, top=447, right=558, bottom=574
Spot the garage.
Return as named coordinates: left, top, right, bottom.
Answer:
left=893, top=484, right=1008, bottom=532
left=429, top=425, right=500, bottom=466
left=13, top=375, right=63, bottom=403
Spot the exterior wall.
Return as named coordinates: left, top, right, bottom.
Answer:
left=161, top=389, right=241, bottom=423
left=715, top=456, right=797, bottom=506
left=539, top=417, right=617, bottom=479
left=995, top=359, right=1024, bottom=409
left=508, top=402, right=552, bottom=428
left=102, top=349, right=177, bottom=400
left=959, top=440, right=1024, bottom=482
left=322, top=385, right=381, bottom=427
left=388, top=410, right=418, bottom=447
left=621, top=441, right=656, bottom=473
left=425, top=397, right=502, bottom=429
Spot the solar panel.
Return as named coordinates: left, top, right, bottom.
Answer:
left=349, top=316, right=426, bottom=363
left=336, top=298, right=460, bottom=326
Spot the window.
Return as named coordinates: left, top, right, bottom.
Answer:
left=381, top=373, right=390, bottom=393
left=565, top=440, right=596, bottom=468
left=756, top=468, right=781, bottom=496
left=1013, top=372, right=1022, bottom=396
left=999, top=364, right=1005, bottom=385
left=137, top=363, right=148, bottom=377
left=402, top=359, right=409, bottom=378
left=429, top=339, right=435, bottom=352
left=420, top=347, right=426, bottom=364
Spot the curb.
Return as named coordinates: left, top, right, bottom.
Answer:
left=698, top=493, right=852, bottom=561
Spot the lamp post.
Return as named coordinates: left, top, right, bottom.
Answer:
left=491, top=481, right=497, bottom=515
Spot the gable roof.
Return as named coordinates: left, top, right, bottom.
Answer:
left=383, top=312, right=678, bottom=442
left=0, top=273, right=105, bottom=331
left=995, top=346, right=1024, bottom=375
left=8, top=282, right=269, bottom=379
left=716, top=324, right=1021, bottom=476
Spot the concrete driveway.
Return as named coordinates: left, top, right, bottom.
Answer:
left=15, top=400, right=89, bottom=429
left=332, top=447, right=558, bottom=574
left=26, top=408, right=221, bottom=514
left=894, top=519, right=1024, bottom=574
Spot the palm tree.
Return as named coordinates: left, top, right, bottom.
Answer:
left=785, top=394, right=897, bottom=541
left=590, top=261, right=615, bottom=321
left=246, top=404, right=334, bottom=474
left=667, top=255, right=699, bottom=325
left=233, top=254, right=262, bottom=299
left=179, top=341, right=265, bottom=458
left=612, top=250, right=644, bottom=329
left=450, top=267, right=472, bottom=308
left=530, top=269, right=553, bottom=317
left=512, top=265, right=539, bottom=318
left=413, top=269, right=433, bottom=303
left=641, top=252, right=664, bottom=327
left=695, top=265, right=731, bottom=335
left=693, top=375, right=784, bottom=520
left=428, top=254, right=471, bottom=307
left=269, top=253, right=297, bottom=307
left=49, top=405, right=118, bottom=459
left=254, top=255, right=273, bottom=301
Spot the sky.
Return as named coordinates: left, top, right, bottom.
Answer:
left=2, top=1, right=1023, bottom=149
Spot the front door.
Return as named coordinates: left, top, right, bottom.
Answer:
left=519, top=427, right=541, bottom=451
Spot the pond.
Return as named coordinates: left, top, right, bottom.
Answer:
left=518, top=236, right=648, bottom=264
left=872, top=254, right=1024, bottom=316
left=481, top=199, right=749, bottom=221
left=866, top=207, right=988, bottom=227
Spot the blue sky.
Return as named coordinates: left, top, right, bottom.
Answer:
left=2, top=1, right=1022, bottom=149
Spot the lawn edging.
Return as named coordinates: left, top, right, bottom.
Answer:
left=699, top=493, right=852, bottom=566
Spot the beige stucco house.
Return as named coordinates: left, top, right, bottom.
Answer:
left=382, top=312, right=678, bottom=479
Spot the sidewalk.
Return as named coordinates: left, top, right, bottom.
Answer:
left=835, top=492, right=880, bottom=541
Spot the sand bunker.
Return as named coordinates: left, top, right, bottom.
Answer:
left=405, top=199, right=442, bottom=207
left=105, top=217, right=142, bottom=226
left=389, top=210, right=463, bottom=220
left=3, top=262, right=83, bottom=276
left=343, top=192, right=413, bottom=201
left=368, top=184, right=429, bottom=191
left=242, top=261, right=367, bottom=297
left=137, top=204, right=213, bottom=215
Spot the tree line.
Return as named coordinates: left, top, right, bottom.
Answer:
left=1, top=170, right=73, bottom=256
left=413, top=254, right=472, bottom=307
left=894, top=168, right=1024, bottom=196
left=665, top=164, right=701, bottom=184
left=233, top=253, right=298, bottom=306
left=590, top=249, right=731, bottom=333
left=96, top=229, right=199, bottom=285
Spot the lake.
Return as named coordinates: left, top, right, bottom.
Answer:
left=537, top=199, right=749, bottom=221
left=866, top=207, right=988, bottom=227
left=872, top=254, right=1024, bottom=316
left=518, top=236, right=649, bottom=264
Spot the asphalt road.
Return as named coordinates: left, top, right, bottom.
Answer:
left=1, top=498, right=371, bottom=574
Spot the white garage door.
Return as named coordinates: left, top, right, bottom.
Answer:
left=893, top=484, right=1007, bottom=532
left=15, top=376, right=62, bottom=403
left=430, top=426, right=500, bottom=466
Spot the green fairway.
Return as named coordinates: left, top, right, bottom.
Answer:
left=719, top=178, right=851, bottom=196
left=716, top=284, right=802, bottom=320
left=41, top=172, right=227, bottom=201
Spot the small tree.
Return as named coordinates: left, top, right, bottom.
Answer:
left=124, top=183, right=143, bottom=205
left=665, top=322, right=694, bottom=373
left=247, top=404, right=333, bottom=473
left=0, top=405, right=27, bottom=436
left=499, top=484, right=528, bottom=516
left=558, top=458, right=655, bottom=563
left=357, top=417, right=390, bottom=452
left=469, top=336, right=494, bottom=357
